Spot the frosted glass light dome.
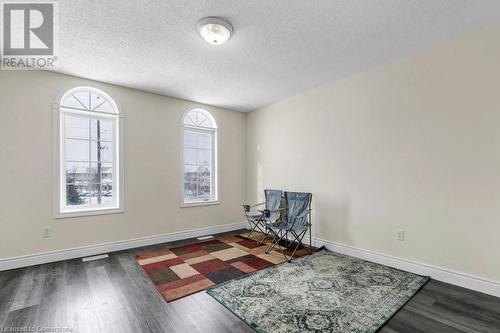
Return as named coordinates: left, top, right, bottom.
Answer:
left=197, top=17, right=233, bottom=45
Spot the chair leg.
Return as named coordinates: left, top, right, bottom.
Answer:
left=274, top=230, right=290, bottom=262
left=266, top=229, right=289, bottom=262
left=282, top=230, right=288, bottom=248
left=265, top=228, right=280, bottom=253
left=309, top=225, right=312, bottom=255
left=246, top=220, right=257, bottom=240
left=257, top=223, right=269, bottom=245
left=247, top=219, right=267, bottom=242
left=288, top=230, right=307, bottom=261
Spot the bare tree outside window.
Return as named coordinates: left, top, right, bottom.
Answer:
left=59, top=87, right=120, bottom=213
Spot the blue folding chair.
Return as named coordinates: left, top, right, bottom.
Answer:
left=265, top=191, right=312, bottom=261
left=242, top=189, right=284, bottom=244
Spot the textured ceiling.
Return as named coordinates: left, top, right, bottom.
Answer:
left=55, top=1, right=500, bottom=112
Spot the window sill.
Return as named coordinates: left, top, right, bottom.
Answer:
left=53, top=207, right=124, bottom=219
left=181, top=200, right=220, bottom=208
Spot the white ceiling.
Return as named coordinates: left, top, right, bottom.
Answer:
left=56, top=1, right=500, bottom=112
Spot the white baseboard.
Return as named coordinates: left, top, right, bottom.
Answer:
left=0, top=221, right=247, bottom=272
left=3, top=224, right=498, bottom=298
left=313, top=237, right=500, bottom=298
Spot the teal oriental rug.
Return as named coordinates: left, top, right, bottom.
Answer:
left=207, top=249, right=428, bottom=333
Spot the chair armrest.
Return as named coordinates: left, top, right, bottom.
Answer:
left=241, top=202, right=265, bottom=212
left=259, top=207, right=285, bottom=218
left=258, top=207, right=286, bottom=213
left=241, top=202, right=265, bottom=207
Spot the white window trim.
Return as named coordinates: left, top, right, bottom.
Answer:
left=180, top=108, right=220, bottom=207
left=53, top=86, right=125, bottom=219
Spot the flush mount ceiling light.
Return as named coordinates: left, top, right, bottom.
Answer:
left=197, top=17, right=233, bottom=45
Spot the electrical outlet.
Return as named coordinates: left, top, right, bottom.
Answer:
left=42, top=227, right=52, bottom=238
left=396, top=229, right=405, bottom=241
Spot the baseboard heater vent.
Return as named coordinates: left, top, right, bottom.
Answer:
left=82, top=254, right=109, bottom=262
left=197, top=235, right=214, bottom=240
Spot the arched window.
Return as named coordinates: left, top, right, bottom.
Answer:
left=55, top=87, right=123, bottom=216
left=181, top=109, right=218, bottom=205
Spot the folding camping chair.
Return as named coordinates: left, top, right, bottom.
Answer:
left=265, top=191, right=312, bottom=262
left=242, top=189, right=283, bottom=244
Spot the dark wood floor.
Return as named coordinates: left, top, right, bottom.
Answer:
left=1, top=229, right=499, bottom=333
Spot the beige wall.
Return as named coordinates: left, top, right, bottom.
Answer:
left=1, top=26, right=499, bottom=283
left=247, top=26, right=500, bottom=282
left=0, top=70, right=246, bottom=259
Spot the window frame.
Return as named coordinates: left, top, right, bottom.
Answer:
left=180, top=108, right=220, bottom=207
left=53, top=86, right=125, bottom=218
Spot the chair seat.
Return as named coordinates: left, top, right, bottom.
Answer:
left=288, top=224, right=310, bottom=232
left=262, top=214, right=280, bottom=222
left=246, top=212, right=263, bottom=220
left=267, top=221, right=288, bottom=229
left=268, top=220, right=310, bottom=231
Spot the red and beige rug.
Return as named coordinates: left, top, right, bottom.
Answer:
left=135, top=232, right=310, bottom=302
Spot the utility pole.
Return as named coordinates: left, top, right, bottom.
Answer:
left=96, top=119, right=102, bottom=204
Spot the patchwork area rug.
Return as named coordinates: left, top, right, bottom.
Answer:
left=135, top=232, right=310, bottom=302
left=207, top=249, right=429, bottom=333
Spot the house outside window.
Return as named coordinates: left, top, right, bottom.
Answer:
left=181, top=109, right=218, bottom=206
left=54, top=87, right=124, bottom=217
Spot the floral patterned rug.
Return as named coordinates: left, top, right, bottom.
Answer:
left=207, top=249, right=428, bottom=333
